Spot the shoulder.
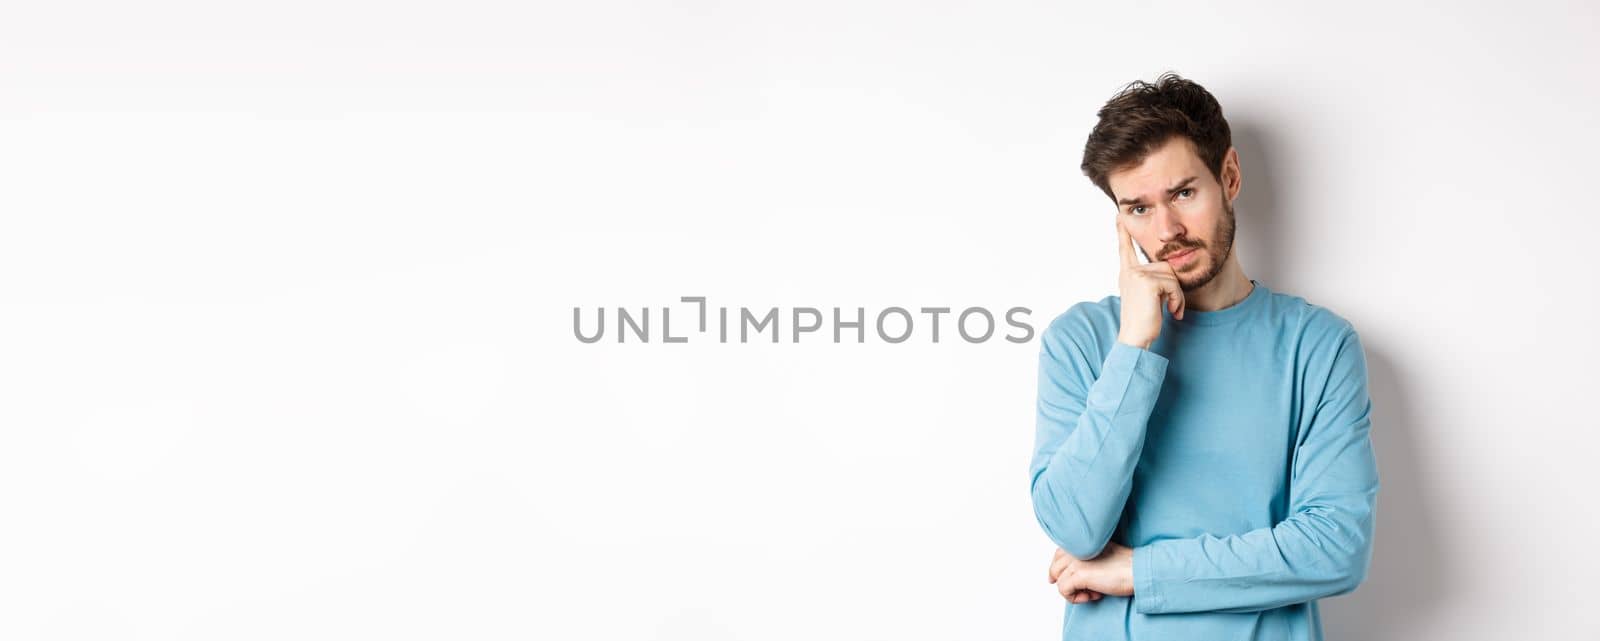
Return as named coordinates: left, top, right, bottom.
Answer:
left=1262, top=287, right=1359, bottom=341
left=1043, top=294, right=1121, bottom=346
left=1037, top=295, right=1122, bottom=367
left=1037, top=295, right=1120, bottom=378
left=1268, top=288, right=1365, bottom=370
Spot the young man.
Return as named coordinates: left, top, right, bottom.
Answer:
left=1029, top=73, right=1379, bottom=641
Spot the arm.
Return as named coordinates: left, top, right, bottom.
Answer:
left=1131, top=326, right=1380, bottom=615
left=1030, top=318, right=1169, bottom=560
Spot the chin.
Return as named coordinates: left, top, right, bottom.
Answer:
left=1178, top=260, right=1216, bottom=291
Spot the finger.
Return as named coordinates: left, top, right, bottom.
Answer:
left=1117, top=216, right=1137, bottom=269
left=1151, top=260, right=1187, bottom=312
left=1051, top=549, right=1076, bottom=581
left=1134, top=264, right=1182, bottom=284
left=1158, top=278, right=1185, bottom=320
left=1058, top=571, right=1089, bottom=600
left=1058, top=574, right=1078, bottom=599
left=1151, top=258, right=1182, bottom=280
left=1049, top=555, right=1071, bottom=583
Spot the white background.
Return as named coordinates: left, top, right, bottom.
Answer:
left=2, top=1, right=1596, bottom=639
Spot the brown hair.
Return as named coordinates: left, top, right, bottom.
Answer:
left=1080, top=71, right=1233, bottom=203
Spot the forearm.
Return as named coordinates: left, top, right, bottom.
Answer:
left=1031, top=341, right=1167, bottom=559
left=1132, top=499, right=1376, bottom=614
left=1125, top=323, right=1379, bottom=615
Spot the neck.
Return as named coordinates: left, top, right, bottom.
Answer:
left=1184, top=254, right=1253, bottom=311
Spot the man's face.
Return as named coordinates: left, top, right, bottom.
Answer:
left=1107, top=135, right=1237, bottom=292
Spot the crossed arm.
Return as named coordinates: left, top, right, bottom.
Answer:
left=1029, top=321, right=1379, bottom=614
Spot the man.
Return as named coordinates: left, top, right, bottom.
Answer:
left=1028, top=72, right=1379, bottom=641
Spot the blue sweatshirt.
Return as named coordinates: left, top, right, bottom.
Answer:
left=1029, top=279, right=1378, bottom=641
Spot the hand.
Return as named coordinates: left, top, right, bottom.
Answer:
left=1049, top=547, right=1103, bottom=604
left=1049, top=543, right=1135, bottom=604
left=1116, top=216, right=1185, bottom=349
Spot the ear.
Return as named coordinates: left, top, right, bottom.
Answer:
left=1222, top=146, right=1242, bottom=203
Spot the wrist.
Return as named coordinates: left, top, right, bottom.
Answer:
left=1117, top=335, right=1153, bottom=350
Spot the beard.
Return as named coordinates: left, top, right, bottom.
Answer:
left=1162, top=198, right=1236, bottom=292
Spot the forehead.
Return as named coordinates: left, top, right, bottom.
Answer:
left=1107, top=136, right=1209, bottom=201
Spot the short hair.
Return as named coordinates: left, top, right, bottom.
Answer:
left=1080, top=71, right=1233, bottom=203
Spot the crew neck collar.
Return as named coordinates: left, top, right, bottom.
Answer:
left=1169, top=278, right=1267, bottom=326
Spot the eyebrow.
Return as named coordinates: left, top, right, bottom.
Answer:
left=1117, top=176, right=1198, bottom=207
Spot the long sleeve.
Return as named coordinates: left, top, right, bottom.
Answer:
left=1030, top=321, right=1169, bottom=560
left=1131, top=326, right=1380, bottom=615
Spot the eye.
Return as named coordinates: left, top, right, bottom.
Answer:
left=1130, top=205, right=1148, bottom=215
left=1176, top=188, right=1194, bottom=199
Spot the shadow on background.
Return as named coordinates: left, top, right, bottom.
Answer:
left=1321, top=345, right=1451, bottom=638
left=1232, top=122, right=1451, bottom=639
left=1230, top=120, right=1287, bottom=281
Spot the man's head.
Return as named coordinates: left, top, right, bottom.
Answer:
left=1081, top=73, right=1241, bottom=292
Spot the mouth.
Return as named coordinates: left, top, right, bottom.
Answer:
left=1163, top=247, right=1199, bottom=267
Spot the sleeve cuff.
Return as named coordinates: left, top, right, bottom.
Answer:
left=1088, top=341, right=1169, bottom=408
left=1133, top=543, right=1164, bottom=614
left=1106, top=340, right=1169, bottom=376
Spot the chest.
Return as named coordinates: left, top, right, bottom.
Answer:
left=1136, top=339, right=1300, bottom=484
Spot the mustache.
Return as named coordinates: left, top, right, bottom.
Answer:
left=1158, top=241, right=1204, bottom=260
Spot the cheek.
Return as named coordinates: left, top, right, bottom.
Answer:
left=1181, top=207, right=1223, bottom=240
left=1177, top=196, right=1220, bottom=221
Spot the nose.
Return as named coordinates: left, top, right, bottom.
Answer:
left=1154, top=203, right=1187, bottom=244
